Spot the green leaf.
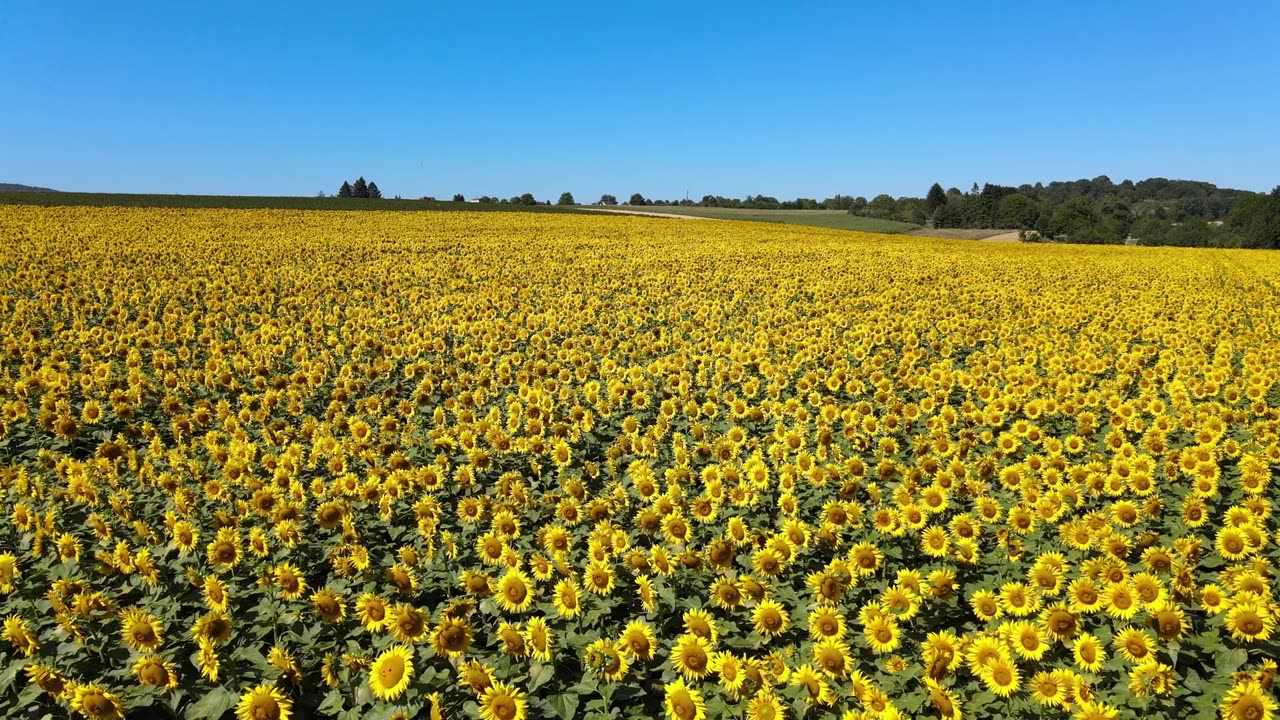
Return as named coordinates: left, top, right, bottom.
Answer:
left=318, top=689, right=346, bottom=716
left=185, top=687, right=237, bottom=720
left=1215, top=648, right=1248, bottom=676
left=549, top=693, right=580, bottom=720
left=528, top=663, right=555, bottom=692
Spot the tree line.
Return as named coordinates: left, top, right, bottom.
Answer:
left=849, top=177, right=1278, bottom=248
left=337, top=177, right=381, bottom=198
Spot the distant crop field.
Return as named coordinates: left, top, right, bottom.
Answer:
left=591, top=206, right=921, bottom=234
left=0, top=206, right=1277, bottom=720
left=0, top=191, right=587, bottom=214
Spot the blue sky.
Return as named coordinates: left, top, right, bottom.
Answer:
left=2, top=2, right=1277, bottom=201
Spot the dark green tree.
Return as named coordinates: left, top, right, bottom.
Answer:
left=519, top=193, right=537, bottom=206
left=557, top=192, right=575, bottom=206
left=338, top=181, right=352, bottom=198
left=367, top=182, right=381, bottom=199
left=1225, top=188, right=1280, bottom=249
left=1051, top=198, right=1116, bottom=244
left=924, top=183, right=948, bottom=215
left=452, top=194, right=466, bottom=202
left=997, top=194, right=1040, bottom=229
left=600, top=194, right=618, bottom=206
left=629, top=193, right=648, bottom=206
left=352, top=177, right=369, bottom=198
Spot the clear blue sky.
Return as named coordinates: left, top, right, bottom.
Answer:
left=3, top=2, right=1278, bottom=201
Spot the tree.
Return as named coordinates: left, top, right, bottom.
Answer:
left=367, top=182, right=382, bottom=199
left=866, top=194, right=898, bottom=220
left=996, top=193, right=1040, bottom=229
left=519, top=193, right=537, bottom=206
left=452, top=194, right=466, bottom=203
left=600, top=194, right=618, bottom=206
left=629, top=193, right=648, bottom=206
left=338, top=181, right=353, bottom=198
left=352, top=177, right=369, bottom=198
left=557, top=192, right=575, bottom=206
left=1051, top=198, right=1116, bottom=244
left=924, top=183, right=948, bottom=215
left=1225, top=188, right=1280, bottom=249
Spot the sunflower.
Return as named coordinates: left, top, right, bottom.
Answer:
left=752, top=600, right=789, bottom=638
left=235, top=684, right=291, bottom=720
left=811, top=636, right=851, bottom=678
left=808, top=605, right=847, bottom=639
left=132, top=655, right=178, bottom=690
left=970, top=589, right=1003, bottom=622
left=1030, top=671, right=1067, bottom=707
left=23, top=664, right=66, bottom=698
left=273, top=563, right=307, bottom=600
left=388, top=603, right=429, bottom=643
left=865, top=617, right=900, bottom=654
left=72, top=683, right=125, bottom=720
left=525, top=617, right=553, bottom=661
left=585, top=637, right=629, bottom=682
left=311, top=587, right=346, bottom=623
left=490, top=568, right=533, bottom=613
left=664, top=677, right=706, bottom=720
left=369, top=645, right=414, bottom=701
left=477, top=680, right=526, bottom=720
left=926, top=677, right=962, bottom=719
left=1103, top=582, right=1140, bottom=620
left=2, top=616, right=39, bottom=656
left=745, top=690, right=784, bottom=720
left=670, top=633, right=713, bottom=679
left=790, top=663, right=834, bottom=706
left=498, top=622, right=528, bottom=659
left=206, top=527, right=240, bottom=570
left=120, top=607, right=163, bottom=652
left=713, top=651, right=747, bottom=696
left=982, top=655, right=1021, bottom=697
left=356, top=593, right=389, bottom=632
left=458, top=659, right=495, bottom=696
left=710, top=576, right=744, bottom=609
left=1227, top=602, right=1275, bottom=642
left=553, top=578, right=582, bottom=618
left=584, top=562, right=616, bottom=596
left=1221, top=679, right=1277, bottom=720
left=192, top=610, right=233, bottom=646
left=1009, top=621, right=1048, bottom=661
left=432, top=615, right=473, bottom=657
left=620, top=620, right=656, bottom=661
left=203, top=576, right=230, bottom=612
left=1073, top=633, right=1106, bottom=672
left=1147, top=599, right=1186, bottom=641
left=683, top=609, right=719, bottom=643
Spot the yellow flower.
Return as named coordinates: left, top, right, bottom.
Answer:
left=1221, top=679, right=1277, bottom=720
left=752, top=600, right=789, bottom=637
left=664, top=678, right=706, bottom=720
left=432, top=616, right=473, bottom=657
left=670, top=633, right=712, bottom=679
left=479, top=680, right=527, bottom=720
left=132, top=655, right=178, bottom=690
left=119, top=607, right=163, bottom=652
left=72, top=683, right=125, bottom=720
left=369, top=645, right=414, bottom=701
left=235, top=684, right=291, bottom=720
left=495, top=569, right=535, bottom=613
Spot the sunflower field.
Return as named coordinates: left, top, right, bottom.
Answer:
left=0, top=206, right=1277, bottom=720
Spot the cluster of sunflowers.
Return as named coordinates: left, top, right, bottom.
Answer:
left=0, top=206, right=1277, bottom=720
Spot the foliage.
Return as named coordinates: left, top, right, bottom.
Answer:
left=0, top=207, right=1278, bottom=720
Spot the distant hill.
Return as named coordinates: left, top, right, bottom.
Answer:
left=0, top=183, right=57, bottom=192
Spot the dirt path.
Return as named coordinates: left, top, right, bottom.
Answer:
left=579, top=207, right=713, bottom=220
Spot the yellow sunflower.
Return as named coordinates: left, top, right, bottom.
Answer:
left=495, top=569, right=535, bottom=613
left=670, top=633, right=713, bottom=679
left=664, top=678, right=706, bottom=720
left=479, top=681, right=527, bottom=720
left=72, top=683, right=125, bottom=720
left=235, top=684, right=291, bottom=720
left=369, top=645, right=414, bottom=701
